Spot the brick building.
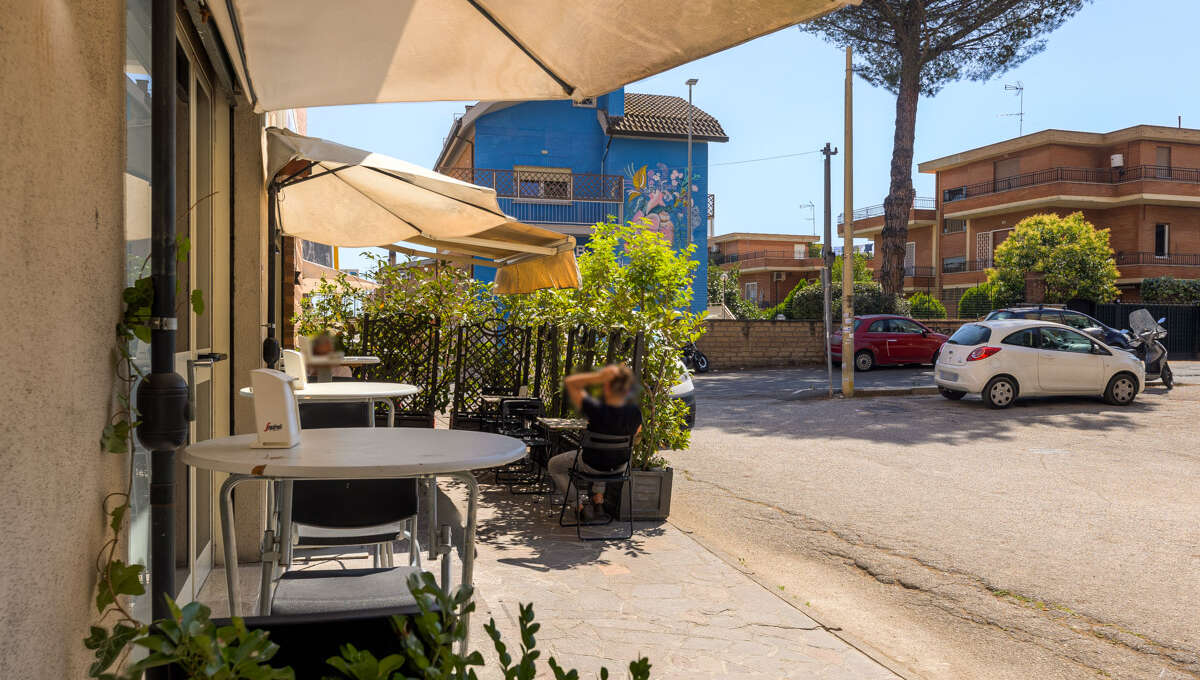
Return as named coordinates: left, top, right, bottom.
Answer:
left=710, top=232, right=822, bottom=307
left=843, top=125, right=1200, bottom=309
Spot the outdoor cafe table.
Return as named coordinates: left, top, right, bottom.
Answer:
left=537, top=417, right=588, bottom=454
left=304, top=354, right=380, bottom=382
left=181, top=428, right=525, bottom=621
left=238, top=382, right=419, bottom=428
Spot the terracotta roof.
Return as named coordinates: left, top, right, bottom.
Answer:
left=607, top=92, right=728, bottom=142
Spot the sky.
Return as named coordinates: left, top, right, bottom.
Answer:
left=307, top=0, right=1200, bottom=272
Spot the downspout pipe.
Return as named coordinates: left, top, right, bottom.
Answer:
left=137, top=0, right=189, bottom=644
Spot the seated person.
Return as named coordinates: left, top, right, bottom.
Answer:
left=309, top=332, right=352, bottom=379
left=547, top=364, right=642, bottom=519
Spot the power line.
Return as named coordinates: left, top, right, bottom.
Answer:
left=710, top=149, right=823, bottom=168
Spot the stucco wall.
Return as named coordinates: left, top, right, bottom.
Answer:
left=0, top=2, right=126, bottom=677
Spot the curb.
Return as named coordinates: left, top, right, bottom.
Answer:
left=668, top=520, right=923, bottom=680
left=785, top=385, right=938, bottom=401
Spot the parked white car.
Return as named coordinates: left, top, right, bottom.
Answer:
left=934, top=319, right=1144, bottom=409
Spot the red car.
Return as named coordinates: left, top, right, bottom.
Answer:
left=830, top=314, right=948, bottom=371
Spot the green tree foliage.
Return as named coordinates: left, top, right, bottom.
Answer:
left=907, top=292, right=947, bottom=318
left=788, top=281, right=910, bottom=321
left=985, top=212, right=1119, bottom=303
left=832, top=252, right=875, bottom=284
left=706, top=264, right=763, bottom=320
left=957, top=284, right=996, bottom=318
left=1141, top=277, right=1200, bottom=304
left=805, top=0, right=1089, bottom=294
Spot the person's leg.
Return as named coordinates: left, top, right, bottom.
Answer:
left=573, top=458, right=612, bottom=507
left=547, top=450, right=580, bottom=504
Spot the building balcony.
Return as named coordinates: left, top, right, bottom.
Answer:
left=836, top=198, right=937, bottom=235
left=837, top=197, right=937, bottom=224
left=1115, top=251, right=1200, bottom=267
left=941, top=165, right=1200, bottom=215
left=941, top=259, right=992, bottom=274
left=441, top=167, right=624, bottom=226
left=713, top=249, right=824, bottom=272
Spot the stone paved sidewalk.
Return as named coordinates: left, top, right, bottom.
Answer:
left=464, top=482, right=899, bottom=679
left=201, top=479, right=900, bottom=679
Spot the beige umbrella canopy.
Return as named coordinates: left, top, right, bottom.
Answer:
left=210, top=0, right=853, bottom=112
left=266, top=127, right=579, bottom=294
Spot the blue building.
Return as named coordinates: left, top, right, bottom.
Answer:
left=435, top=88, right=727, bottom=313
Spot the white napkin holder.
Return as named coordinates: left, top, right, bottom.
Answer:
left=280, top=349, right=308, bottom=390
left=250, top=368, right=301, bottom=449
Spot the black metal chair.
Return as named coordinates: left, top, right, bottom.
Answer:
left=203, top=603, right=428, bottom=679
left=557, top=432, right=634, bottom=541
left=293, top=402, right=420, bottom=568
left=493, top=397, right=550, bottom=493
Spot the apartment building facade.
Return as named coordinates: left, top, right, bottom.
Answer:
left=710, top=232, right=822, bottom=306
left=435, top=89, right=727, bottom=313
left=844, top=125, right=1200, bottom=309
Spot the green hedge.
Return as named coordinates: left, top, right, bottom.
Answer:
left=787, top=281, right=910, bottom=321
left=1141, top=277, right=1200, bottom=304
left=907, top=292, right=947, bottom=319
left=958, top=285, right=995, bottom=318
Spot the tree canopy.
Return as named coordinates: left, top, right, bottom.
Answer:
left=804, top=0, right=1089, bottom=295
left=986, top=212, right=1119, bottom=303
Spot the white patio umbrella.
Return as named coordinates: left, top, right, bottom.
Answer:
left=266, top=126, right=579, bottom=294
left=209, top=0, right=854, bottom=112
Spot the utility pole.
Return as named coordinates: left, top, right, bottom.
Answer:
left=841, top=47, right=855, bottom=398
left=821, top=143, right=837, bottom=397
left=686, top=78, right=698, bottom=247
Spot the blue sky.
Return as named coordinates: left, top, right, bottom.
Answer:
left=309, top=0, right=1195, bottom=271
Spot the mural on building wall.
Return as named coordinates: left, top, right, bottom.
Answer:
left=624, top=162, right=701, bottom=250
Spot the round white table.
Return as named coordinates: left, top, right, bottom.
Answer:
left=183, top=428, right=525, bottom=624
left=304, top=355, right=380, bottom=382
left=238, top=382, right=419, bottom=428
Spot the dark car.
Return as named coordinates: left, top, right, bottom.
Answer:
left=984, top=307, right=1130, bottom=349
left=831, top=314, right=949, bottom=371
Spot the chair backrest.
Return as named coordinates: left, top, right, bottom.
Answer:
left=281, top=349, right=308, bottom=390
left=580, top=431, right=633, bottom=452
left=293, top=402, right=418, bottom=527
left=498, top=397, right=543, bottom=436
left=210, top=604, right=427, bottom=680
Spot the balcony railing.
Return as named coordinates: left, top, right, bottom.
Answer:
left=837, top=197, right=936, bottom=224
left=941, top=259, right=992, bottom=274
left=873, top=265, right=936, bottom=279
left=943, top=164, right=1200, bottom=203
left=1116, top=251, right=1200, bottom=267
left=714, top=249, right=820, bottom=266
left=441, top=167, right=623, bottom=226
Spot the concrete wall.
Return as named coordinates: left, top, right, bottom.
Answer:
left=0, top=2, right=127, bottom=677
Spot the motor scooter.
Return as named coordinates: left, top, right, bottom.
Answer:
left=1126, top=309, right=1173, bottom=389
left=681, top=342, right=709, bottom=373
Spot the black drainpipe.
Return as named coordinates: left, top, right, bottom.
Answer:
left=137, top=0, right=189, bottom=649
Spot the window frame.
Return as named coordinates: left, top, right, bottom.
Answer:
left=1001, top=327, right=1039, bottom=348
left=301, top=239, right=335, bottom=268
left=513, top=165, right=573, bottom=203
left=1155, top=223, right=1169, bottom=258
left=893, top=319, right=927, bottom=334
left=1038, top=326, right=1096, bottom=354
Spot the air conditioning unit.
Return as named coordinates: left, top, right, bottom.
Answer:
left=1111, top=154, right=1125, bottom=168
left=773, top=272, right=786, bottom=282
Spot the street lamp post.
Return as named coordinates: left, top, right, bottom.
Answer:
left=686, top=78, right=698, bottom=247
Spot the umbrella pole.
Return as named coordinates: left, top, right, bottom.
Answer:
left=264, top=182, right=281, bottom=367
left=136, top=0, right=188, bottom=662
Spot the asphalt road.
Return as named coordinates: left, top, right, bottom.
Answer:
left=666, top=366, right=1200, bottom=680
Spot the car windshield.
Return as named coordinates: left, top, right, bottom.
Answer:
left=987, top=310, right=1016, bottom=320
left=947, top=324, right=992, bottom=345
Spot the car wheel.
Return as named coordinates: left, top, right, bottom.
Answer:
left=854, top=350, right=874, bottom=372
left=1103, top=372, right=1138, bottom=405
left=982, top=376, right=1017, bottom=409
left=930, top=349, right=940, bottom=366
left=939, top=387, right=965, bottom=400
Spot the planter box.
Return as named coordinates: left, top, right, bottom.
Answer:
left=615, top=467, right=673, bottom=521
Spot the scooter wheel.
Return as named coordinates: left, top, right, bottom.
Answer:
left=695, top=353, right=709, bottom=373
left=1162, top=363, right=1174, bottom=390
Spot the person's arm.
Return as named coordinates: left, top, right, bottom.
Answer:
left=564, top=366, right=617, bottom=411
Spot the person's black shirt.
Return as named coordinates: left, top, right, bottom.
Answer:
left=580, top=395, right=642, bottom=470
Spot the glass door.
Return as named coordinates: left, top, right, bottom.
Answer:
left=173, top=33, right=231, bottom=604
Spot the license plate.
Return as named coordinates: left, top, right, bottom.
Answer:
left=939, top=370, right=958, bottom=381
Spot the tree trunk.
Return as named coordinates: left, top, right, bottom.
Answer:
left=879, top=56, right=921, bottom=296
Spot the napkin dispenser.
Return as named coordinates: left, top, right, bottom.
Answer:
left=250, top=368, right=301, bottom=449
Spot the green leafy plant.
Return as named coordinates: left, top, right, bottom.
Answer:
left=787, top=281, right=909, bottom=321
left=706, top=264, right=764, bottom=320
left=906, top=292, right=947, bottom=319
left=91, top=238, right=205, bottom=679
left=832, top=251, right=874, bottom=285
left=323, top=573, right=651, bottom=680
left=985, top=212, right=1120, bottom=304
left=958, top=284, right=998, bottom=318
left=1141, top=276, right=1200, bottom=303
